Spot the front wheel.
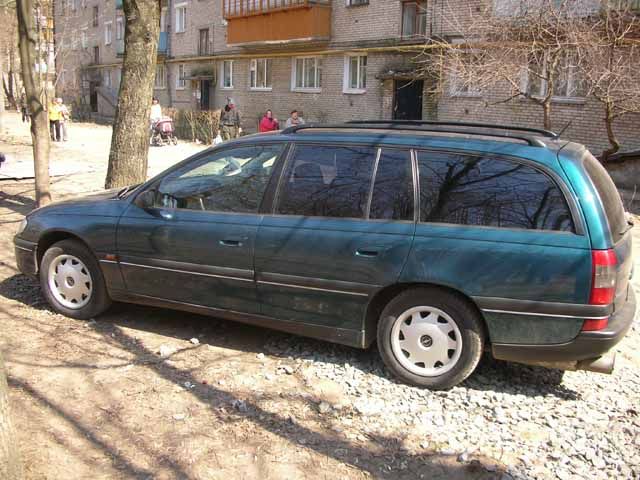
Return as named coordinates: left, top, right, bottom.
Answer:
left=377, top=287, right=484, bottom=389
left=40, top=239, right=112, bottom=319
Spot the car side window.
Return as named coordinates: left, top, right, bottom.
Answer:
left=276, top=144, right=377, bottom=219
left=155, top=144, right=284, bottom=213
left=417, top=151, right=574, bottom=232
left=369, top=149, right=414, bottom=221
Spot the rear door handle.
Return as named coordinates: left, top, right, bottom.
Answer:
left=355, top=248, right=380, bottom=258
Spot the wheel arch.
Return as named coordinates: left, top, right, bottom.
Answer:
left=36, top=230, right=94, bottom=271
left=363, top=282, right=488, bottom=348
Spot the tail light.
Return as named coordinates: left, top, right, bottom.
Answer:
left=583, top=249, right=617, bottom=331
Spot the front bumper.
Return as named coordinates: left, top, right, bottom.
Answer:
left=14, top=237, right=38, bottom=277
left=492, top=287, right=636, bottom=364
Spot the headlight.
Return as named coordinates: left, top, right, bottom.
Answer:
left=16, top=218, right=28, bottom=235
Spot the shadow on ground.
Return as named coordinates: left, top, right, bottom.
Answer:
left=1, top=272, right=578, bottom=403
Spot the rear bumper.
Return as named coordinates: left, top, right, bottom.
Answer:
left=492, top=287, right=636, bottom=364
left=14, top=237, right=38, bottom=277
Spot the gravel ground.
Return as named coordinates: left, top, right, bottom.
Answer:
left=0, top=112, right=639, bottom=479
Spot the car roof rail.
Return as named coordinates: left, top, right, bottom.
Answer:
left=281, top=123, right=549, bottom=148
left=346, top=120, right=559, bottom=139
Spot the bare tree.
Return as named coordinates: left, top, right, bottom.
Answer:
left=576, top=2, right=640, bottom=162
left=16, top=0, right=51, bottom=206
left=421, top=0, right=592, bottom=130
left=104, top=0, right=160, bottom=189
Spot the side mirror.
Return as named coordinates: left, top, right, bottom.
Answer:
left=135, top=190, right=156, bottom=209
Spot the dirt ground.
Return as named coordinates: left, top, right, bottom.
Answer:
left=0, top=112, right=638, bottom=480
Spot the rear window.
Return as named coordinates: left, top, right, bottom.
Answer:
left=417, top=151, right=574, bottom=231
left=583, top=152, right=627, bottom=244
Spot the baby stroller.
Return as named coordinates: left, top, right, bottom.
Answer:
left=151, top=116, right=178, bottom=146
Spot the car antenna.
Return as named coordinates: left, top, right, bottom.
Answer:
left=558, top=121, right=572, bottom=137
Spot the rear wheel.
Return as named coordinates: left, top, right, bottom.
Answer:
left=377, top=287, right=484, bottom=389
left=40, top=239, right=112, bottom=319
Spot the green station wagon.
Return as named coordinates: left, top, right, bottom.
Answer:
left=14, top=121, right=636, bottom=389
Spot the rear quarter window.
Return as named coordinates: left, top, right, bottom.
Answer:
left=417, top=151, right=574, bottom=232
left=583, top=152, right=627, bottom=244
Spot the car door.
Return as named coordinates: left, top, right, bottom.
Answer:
left=255, top=143, right=416, bottom=337
left=117, top=143, right=286, bottom=313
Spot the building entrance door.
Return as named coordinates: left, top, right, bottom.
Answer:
left=89, top=82, right=98, bottom=113
left=200, top=80, right=211, bottom=110
left=393, top=79, right=423, bottom=120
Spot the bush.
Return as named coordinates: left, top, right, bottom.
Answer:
left=164, top=108, right=221, bottom=144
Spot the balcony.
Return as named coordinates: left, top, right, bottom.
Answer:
left=116, top=32, right=167, bottom=57
left=223, top=0, right=331, bottom=46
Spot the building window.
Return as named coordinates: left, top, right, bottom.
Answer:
left=105, top=21, right=112, bottom=45
left=104, top=69, right=112, bottom=88
left=115, top=68, right=122, bottom=87
left=198, top=28, right=210, bottom=55
left=176, top=64, right=186, bottom=89
left=93, top=45, right=99, bottom=64
left=116, top=16, right=124, bottom=40
left=81, top=0, right=86, bottom=8
left=292, top=57, right=322, bottom=91
left=70, top=0, right=76, bottom=11
left=155, top=64, right=166, bottom=89
left=81, top=29, right=87, bottom=48
left=347, top=0, right=369, bottom=5
left=92, top=6, right=99, bottom=27
left=447, top=62, right=481, bottom=97
left=175, top=4, right=187, bottom=33
left=402, top=1, right=427, bottom=37
left=525, top=54, right=586, bottom=100
left=222, top=60, right=233, bottom=89
left=343, top=54, right=367, bottom=93
left=250, top=59, right=272, bottom=90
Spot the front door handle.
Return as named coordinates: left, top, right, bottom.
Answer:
left=220, top=239, right=242, bottom=247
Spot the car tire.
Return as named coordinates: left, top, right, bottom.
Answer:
left=377, top=287, right=484, bottom=390
left=40, top=239, right=112, bottom=319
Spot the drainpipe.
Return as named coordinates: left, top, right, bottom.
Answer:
left=165, top=0, right=173, bottom=108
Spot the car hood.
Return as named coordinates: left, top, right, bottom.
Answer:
left=30, top=188, right=130, bottom=217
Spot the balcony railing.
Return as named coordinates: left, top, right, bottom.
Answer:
left=223, top=0, right=330, bottom=19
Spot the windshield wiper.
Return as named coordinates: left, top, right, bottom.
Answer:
left=116, top=183, right=141, bottom=199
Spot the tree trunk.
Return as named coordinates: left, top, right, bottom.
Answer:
left=0, top=45, right=4, bottom=133
left=17, top=0, right=52, bottom=207
left=104, top=0, right=160, bottom=189
left=601, top=102, right=620, bottom=163
left=542, top=99, right=552, bottom=131
left=0, top=352, right=22, bottom=480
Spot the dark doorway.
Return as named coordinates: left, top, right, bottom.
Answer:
left=89, top=82, right=98, bottom=112
left=393, top=79, right=423, bottom=120
left=200, top=80, right=211, bottom=110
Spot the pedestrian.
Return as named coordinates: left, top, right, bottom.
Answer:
left=57, top=98, right=70, bottom=142
left=20, top=94, right=30, bottom=123
left=285, top=109, right=305, bottom=128
left=150, top=97, right=163, bottom=125
left=48, top=99, right=62, bottom=142
left=259, top=109, right=279, bottom=133
left=219, top=98, right=241, bottom=141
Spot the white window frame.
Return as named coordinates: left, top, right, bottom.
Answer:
left=70, top=0, right=76, bottom=11
left=523, top=54, right=586, bottom=101
left=104, top=68, right=112, bottom=88
left=116, top=16, right=124, bottom=41
left=249, top=58, right=272, bottom=90
left=155, top=64, right=166, bottom=90
left=175, top=4, right=187, bottom=33
left=81, top=0, right=86, bottom=8
left=291, top=56, right=322, bottom=92
left=176, top=64, right=186, bottom=90
left=104, top=21, right=113, bottom=45
left=221, top=60, right=234, bottom=89
left=81, top=28, right=88, bottom=49
left=343, top=54, right=367, bottom=94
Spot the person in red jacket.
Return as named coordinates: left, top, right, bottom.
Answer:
left=259, top=110, right=280, bottom=133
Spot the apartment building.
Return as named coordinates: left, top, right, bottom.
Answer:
left=53, top=0, right=640, bottom=154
